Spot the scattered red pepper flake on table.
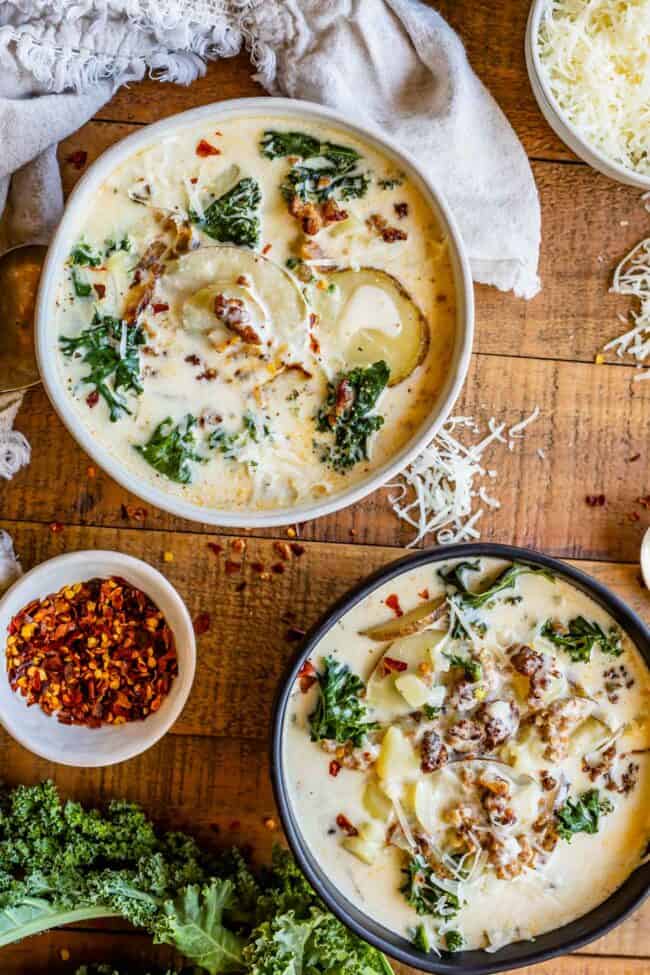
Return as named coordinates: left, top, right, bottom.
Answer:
left=287, top=626, right=306, bottom=642
left=385, top=593, right=403, bottom=617
left=251, top=561, right=265, bottom=574
left=49, top=522, right=64, bottom=534
left=225, top=560, right=241, bottom=575
left=336, top=813, right=358, bottom=836
left=273, top=540, right=292, bottom=561
left=231, top=538, right=247, bottom=554
left=193, top=612, right=211, bottom=635
left=207, top=541, right=223, bottom=556
left=271, top=562, right=285, bottom=575
left=196, top=139, right=221, bottom=157
left=637, top=495, right=650, bottom=508
left=6, top=577, right=177, bottom=727
left=628, top=453, right=641, bottom=463
left=290, top=542, right=305, bottom=557
left=585, top=494, right=606, bottom=507
left=628, top=511, right=640, bottom=522
left=65, top=150, right=87, bottom=170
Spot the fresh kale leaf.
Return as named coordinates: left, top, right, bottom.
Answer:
left=541, top=616, right=623, bottom=663
left=309, top=656, right=378, bottom=747
left=59, top=313, right=144, bottom=421
left=0, top=783, right=392, bottom=975
left=190, top=178, right=261, bottom=249
left=316, top=361, right=389, bottom=472
left=71, top=268, right=92, bottom=297
left=260, top=130, right=369, bottom=204
left=135, top=415, right=204, bottom=484
left=401, top=855, right=461, bottom=919
left=443, top=653, right=482, bottom=683
left=444, top=930, right=464, bottom=953
left=70, top=241, right=102, bottom=266
left=446, top=562, right=555, bottom=610
left=555, top=789, right=614, bottom=842
left=438, top=560, right=481, bottom=593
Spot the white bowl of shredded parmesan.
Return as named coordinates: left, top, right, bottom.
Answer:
left=526, top=0, right=650, bottom=189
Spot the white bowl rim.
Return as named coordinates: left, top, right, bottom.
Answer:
left=525, top=0, right=650, bottom=191
left=0, top=549, right=196, bottom=766
left=35, top=96, right=474, bottom=529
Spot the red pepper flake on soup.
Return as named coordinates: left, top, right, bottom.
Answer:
left=385, top=593, right=403, bottom=617
left=5, top=577, right=177, bottom=727
left=383, top=656, right=408, bottom=675
left=196, top=139, right=221, bottom=157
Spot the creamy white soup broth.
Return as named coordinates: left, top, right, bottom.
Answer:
left=54, top=116, right=456, bottom=511
left=284, top=558, right=650, bottom=954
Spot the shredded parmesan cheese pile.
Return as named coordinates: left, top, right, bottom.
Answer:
left=538, top=0, right=650, bottom=177
left=603, top=215, right=650, bottom=378
left=388, top=409, right=541, bottom=547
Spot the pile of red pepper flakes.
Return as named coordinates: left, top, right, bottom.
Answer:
left=6, top=577, right=177, bottom=727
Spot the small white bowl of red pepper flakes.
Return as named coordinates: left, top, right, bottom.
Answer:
left=0, top=550, right=195, bottom=766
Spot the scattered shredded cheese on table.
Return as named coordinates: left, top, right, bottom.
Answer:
left=387, top=409, right=541, bottom=547
left=538, top=0, right=650, bottom=177
left=603, top=214, right=650, bottom=378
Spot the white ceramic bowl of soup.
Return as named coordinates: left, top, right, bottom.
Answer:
left=525, top=0, right=650, bottom=190
left=35, top=98, right=474, bottom=528
left=0, top=550, right=195, bottom=767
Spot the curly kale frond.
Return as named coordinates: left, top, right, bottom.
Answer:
left=555, top=789, right=614, bottom=842
left=69, top=241, right=102, bottom=267
left=59, top=313, right=145, bottom=421
left=541, top=616, right=623, bottom=663
left=316, top=361, right=389, bottom=472
left=0, top=783, right=392, bottom=975
left=135, top=415, right=205, bottom=484
left=190, top=178, right=261, bottom=249
left=308, top=656, right=378, bottom=748
left=400, top=855, right=461, bottom=920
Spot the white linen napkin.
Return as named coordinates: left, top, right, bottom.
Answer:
left=0, top=0, right=542, bottom=476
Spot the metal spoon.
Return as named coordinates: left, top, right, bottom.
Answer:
left=0, top=243, right=47, bottom=394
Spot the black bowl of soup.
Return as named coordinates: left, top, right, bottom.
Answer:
left=272, top=543, right=650, bottom=974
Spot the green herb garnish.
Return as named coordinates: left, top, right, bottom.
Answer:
left=422, top=704, right=441, bottom=719
left=412, top=923, right=430, bottom=952
left=448, top=562, right=555, bottom=610
left=190, top=177, right=262, bottom=249
left=260, top=130, right=370, bottom=204
left=316, top=361, right=389, bottom=472
left=70, top=241, right=102, bottom=266
left=443, top=653, right=483, bottom=683
left=59, top=313, right=144, bottom=421
left=541, top=616, right=623, bottom=663
left=135, top=415, right=204, bottom=484
left=105, top=235, right=132, bottom=256
left=401, top=855, right=461, bottom=919
left=378, top=176, right=404, bottom=190
left=309, top=656, right=378, bottom=747
left=71, top=268, right=92, bottom=297
left=555, top=789, right=614, bottom=842
left=438, top=560, right=481, bottom=593
left=444, top=930, right=464, bottom=953
left=209, top=412, right=270, bottom=463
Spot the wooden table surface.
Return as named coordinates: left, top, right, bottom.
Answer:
left=3, top=2, right=650, bottom=972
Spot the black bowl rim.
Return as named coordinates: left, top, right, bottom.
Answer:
left=270, top=542, right=650, bottom=975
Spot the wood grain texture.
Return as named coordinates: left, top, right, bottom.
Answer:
left=9, top=353, right=650, bottom=559
left=5, top=0, right=650, bottom=971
